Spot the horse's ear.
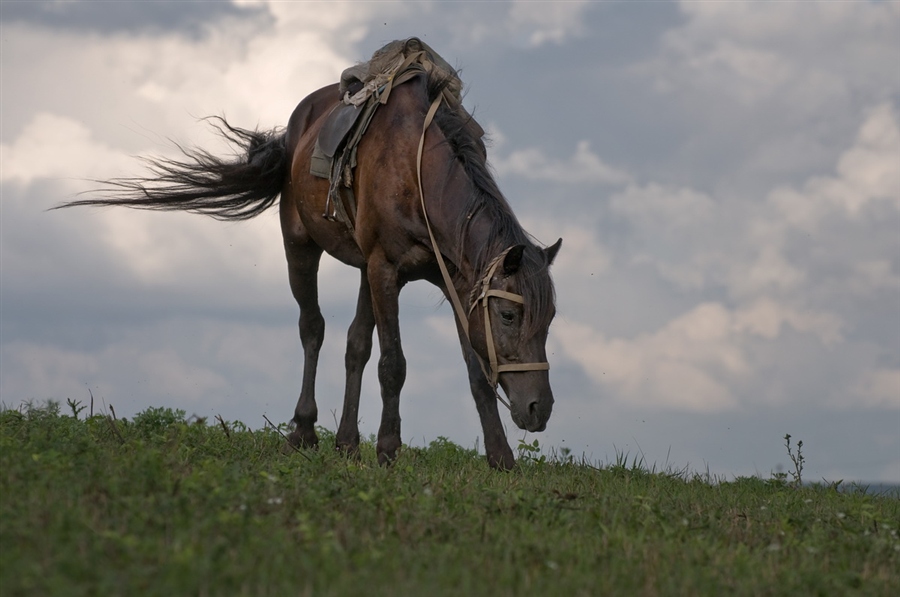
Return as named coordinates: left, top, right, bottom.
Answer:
left=502, top=245, right=526, bottom=276
left=544, top=238, right=562, bottom=265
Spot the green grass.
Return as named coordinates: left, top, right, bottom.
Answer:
left=1, top=402, right=898, bottom=596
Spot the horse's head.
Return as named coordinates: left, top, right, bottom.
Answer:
left=468, top=238, right=562, bottom=432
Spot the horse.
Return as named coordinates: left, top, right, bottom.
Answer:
left=60, top=39, right=562, bottom=469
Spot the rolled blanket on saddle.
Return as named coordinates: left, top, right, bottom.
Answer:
left=340, top=37, right=462, bottom=107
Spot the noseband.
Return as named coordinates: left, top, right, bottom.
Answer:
left=416, top=94, right=549, bottom=409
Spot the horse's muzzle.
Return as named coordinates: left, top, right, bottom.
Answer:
left=511, top=396, right=553, bottom=432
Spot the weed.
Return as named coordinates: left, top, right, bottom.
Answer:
left=784, top=433, right=805, bottom=487
left=65, top=398, right=86, bottom=419
left=516, top=437, right=546, bottom=464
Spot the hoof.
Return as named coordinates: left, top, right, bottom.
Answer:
left=335, top=430, right=360, bottom=458
left=376, top=437, right=401, bottom=466
left=487, top=447, right=516, bottom=471
left=286, top=428, right=318, bottom=451
left=335, top=441, right=361, bottom=459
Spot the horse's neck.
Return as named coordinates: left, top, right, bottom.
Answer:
left=422, top=130, right=513, bottom=297
left=448, top=205, right=505, bottom=298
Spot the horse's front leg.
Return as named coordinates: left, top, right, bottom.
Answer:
left=454, top=320, right=516, bottom=470
left=335, top=269, right=375, bottom=455
left=366, top=254, right=406, bottom=465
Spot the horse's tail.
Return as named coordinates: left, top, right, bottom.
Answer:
left=56, top=117, right=287, bottom=221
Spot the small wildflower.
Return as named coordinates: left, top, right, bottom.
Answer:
left=837, top=512, right=846, bottom=519
left=766, top=543, right=781, bottom=552
left=267, top=497, right=283, bottom=505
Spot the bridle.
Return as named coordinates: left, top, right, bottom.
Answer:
left=415, top=93, right=549, bottom=410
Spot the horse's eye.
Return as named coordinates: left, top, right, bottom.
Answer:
left=500, top=310, right=516, bottom=325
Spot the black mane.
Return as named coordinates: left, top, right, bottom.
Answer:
left=425, top=73, right=556, bottom=338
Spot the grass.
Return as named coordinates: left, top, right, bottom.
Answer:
left=1, top=402, right=898, bottom=596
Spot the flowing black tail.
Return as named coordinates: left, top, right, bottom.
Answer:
left=56, top=117, right=287, bottom=221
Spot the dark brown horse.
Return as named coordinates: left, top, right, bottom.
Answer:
left=61, top=42, right=561, bottom=469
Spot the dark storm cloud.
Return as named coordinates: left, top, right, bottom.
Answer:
left=0, top=0, right=268, bottom=36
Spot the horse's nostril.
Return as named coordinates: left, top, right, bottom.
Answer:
left=528, top=399, right=539, bottom=417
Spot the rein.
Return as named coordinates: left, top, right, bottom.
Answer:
left=415, top=94, right=549, bottom=410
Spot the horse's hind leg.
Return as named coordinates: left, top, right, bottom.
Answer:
left=281, top=216, right=325, bottom=449
left=336, top=270, right=375, bottom=455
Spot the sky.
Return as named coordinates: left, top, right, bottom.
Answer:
left=1, top=0, right=898, bottom=483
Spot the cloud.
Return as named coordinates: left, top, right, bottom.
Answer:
left=492, top=140, right=631, bottom=186
left=0, top=2, right=383, bottom=154
left=553, top=298, right=845, bottom=413
left=436, top=0, right=591, bottom=49
left=650, top=0, right=898, bottom=109
left=0, top=113, right=133, bottom=187
left=554, top=303, right=744, bottom=413
left=850, top=368, right=900, bottom=410
left=767, top=103, right=900, bottom=231
left=610, top=183, right=714, bottom=230
left=508, top=0, right=590, bottom=47
left=0, top=319, right=303, bottom=416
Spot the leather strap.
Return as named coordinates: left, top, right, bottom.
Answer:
left=474, top=249, right=550, bottom=388
left=414, top=92, right=549, bottom=411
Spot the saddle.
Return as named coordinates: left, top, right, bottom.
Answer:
left=309, top=37, right=481, bottom=230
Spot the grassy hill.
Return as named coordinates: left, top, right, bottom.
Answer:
left=1, top=402, right=897, bottom=596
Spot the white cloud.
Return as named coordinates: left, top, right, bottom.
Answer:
left=610, top=183, right=714, bottom=230
left=554, top=304, right=744, bottom=413
left=768, top=103, right=900, bottom=230
left=493, top=140, right=631, bottom=186
left=727, top=245, right=807, bottom=300
left=0, top=3, right=382, bottom=155
left=0, top=113, right=133, bottom=187
left=554, top=299, right=845, bottom=413
left=732, top=298, right=842, bottom=347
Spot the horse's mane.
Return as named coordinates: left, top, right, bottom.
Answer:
left=424, top=73, right=556, bottom=338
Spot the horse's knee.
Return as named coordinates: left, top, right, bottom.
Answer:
left=378, top=349, right=406, bottom=395
left=299, top=310, right=325, bottom=349
left=345, top=329, right=373, bottom=369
